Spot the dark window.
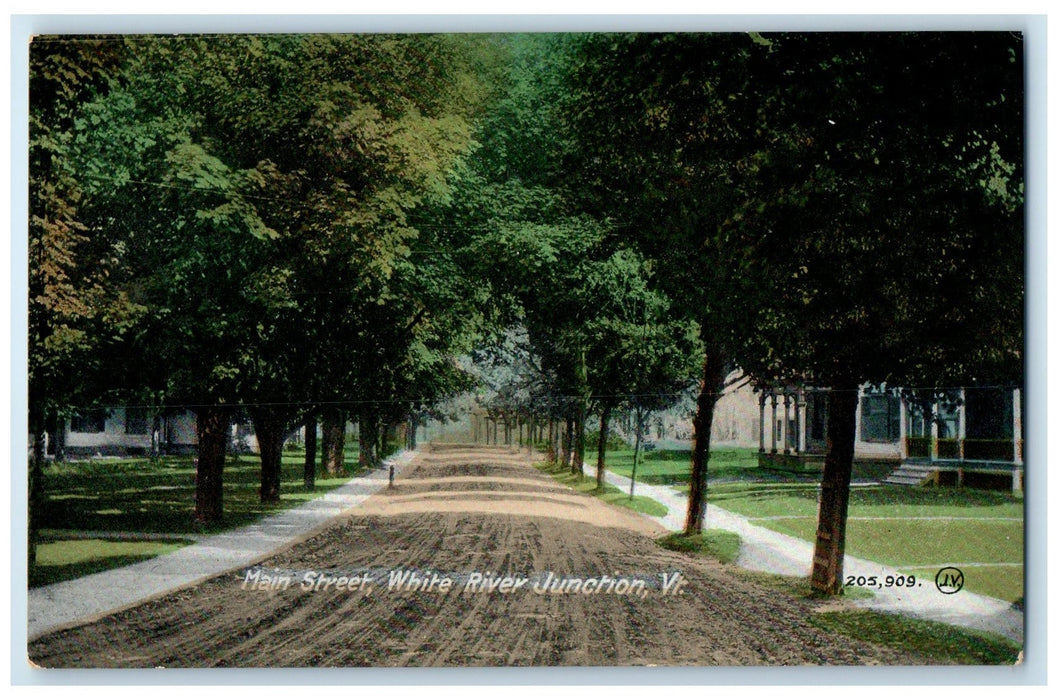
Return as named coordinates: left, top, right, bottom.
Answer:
left=808, top=393, right=828, bottom=442
left=965, top=388, right=1013, bottom=440
left=125, top=407, right=149, bottom=435
left=71, top=410, right=106, bottom=433
left=860, top=394, right=900, bottom=442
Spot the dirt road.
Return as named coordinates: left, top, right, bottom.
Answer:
left=28, top=446, right=932, bottom=667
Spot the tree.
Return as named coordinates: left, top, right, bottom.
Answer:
left=47, top=34, right=494, bottom=522
left=559, top=33, right=778, bottom=533
left=434, top=35, right=601, bottom=470
left=726, top=33, right=1025, bottom=593
left=28, top=36, right=141, bottom=562
left=581, top=249, right=702, bottom=489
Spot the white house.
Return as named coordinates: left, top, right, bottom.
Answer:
left=57, top=408, right=257, bottom=458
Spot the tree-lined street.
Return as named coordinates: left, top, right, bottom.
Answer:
left=28, top=30, right=1025, bottom=651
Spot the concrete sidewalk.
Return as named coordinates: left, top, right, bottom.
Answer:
left=27, top=450, right=417, bottom=641
left=581, top=462, right=1024, bottom=644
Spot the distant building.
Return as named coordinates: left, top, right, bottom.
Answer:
left=755, top=384, right=1024, bottom=492
left=54, top=408, right=257, bottom=458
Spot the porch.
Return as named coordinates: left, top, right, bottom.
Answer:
left=755, top=385, right=1024, bottom=492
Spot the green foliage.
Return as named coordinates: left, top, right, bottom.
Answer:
left=727, top=33, right=1024, bottom=389
left=446, top=35, right=705, bottom=430
left=28, top=37, right=141, bottom=430
left=31, top=34, right=497, bottom=475
left=29, top=32, right=1025, bottom=556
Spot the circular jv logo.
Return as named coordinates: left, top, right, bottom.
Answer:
left=935, top=567, right=965, bottom=594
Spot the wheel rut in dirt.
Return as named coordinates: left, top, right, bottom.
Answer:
left=28, top=445, right=933, bottom=668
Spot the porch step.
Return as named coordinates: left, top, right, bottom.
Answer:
left=883, top=463, right=937, bottom=486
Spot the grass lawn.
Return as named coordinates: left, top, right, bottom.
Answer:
left=536, top=462, right=668, bottom=518
left=735, top=570, right=1019, bottom=663
left=601, top=447, right=786, bottom=486
left=30, top=538, right=196, bottom=588
left=757, top=516, right=1022, bottom=567
left=592, top=445, right=1024, bottom=603
left=707, top=481, right=1025, bottom=519
left=902, top=565, right=1023, bottom=605
left=32, top=443, right=369, bottom=588
left=809, top=610, right=1021, bottom=665
left=657, top=530, right=741, bottom=564
left=709, top=482, right=1024, bottom=603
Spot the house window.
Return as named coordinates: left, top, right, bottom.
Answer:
left=808, top=393, right=828, bottom=442
left=937, top=403, right=959, bottom=440
left=906, top=403, right=928, bottom=437
left=71, top=410, right=106, bottom=434
left=860, top=394, right=900, bottom=442
left=965, top=388, right=1013, bottom=440
left=125, top=407, right=149, bottom=435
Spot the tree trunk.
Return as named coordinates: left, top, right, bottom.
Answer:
left=250, top=408, right=285, bottom=504
left=150, top=413, right=161, bottom=460
left=527, top=412, right=535, bottom=454
left=358, top=411, right=377, bottom=469
left=684, top=352, right=727, bottom=535
left=194, top=406, right=230, bottom=525
left=321, top=408, right=346, bottom=476
left=573, top=344, right=588, bottom=477
left=381, top=422, right=396, bottom=461
left=596, top=404, right=612, bottom=490
left=47, top=412, right=66, bottom=462
left=29, top=415, right=46, bottom=567
left=573, top=403, right=586, bottom=477
left=631, top=406, right=644, bottom=500
left=562, top=413, right=574, bottom=469
left=547, top=418, right=556, bottom=462
left=303, top=413, right=317, bottom=490
left=810, top=385, right=860, bottom=595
